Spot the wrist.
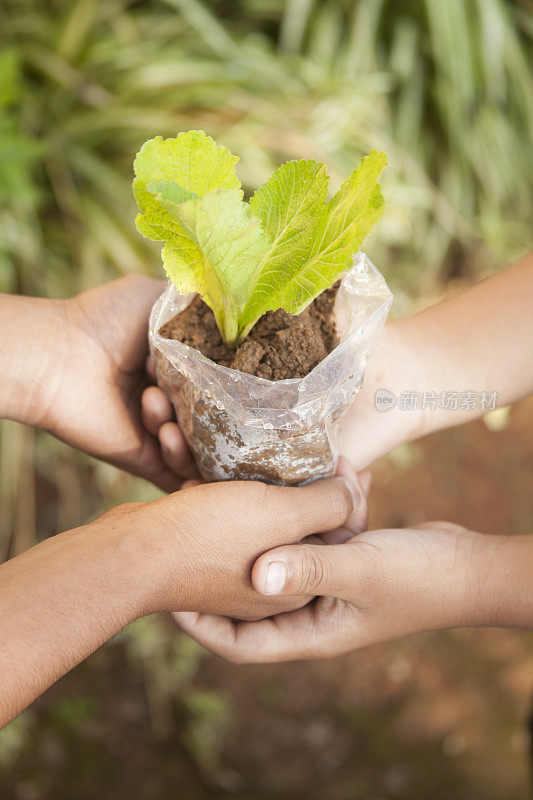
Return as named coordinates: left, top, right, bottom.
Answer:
left=80, top=516, right=158, bottom=627
left=0, top=294, right=69, bottom=428
left=340, top=321, right=428, bottom=468
left=469, top=534, right=533, bottom=628
left=80, top=509, right=169, bottom=624
left=99, top=498, right=195, bottom=617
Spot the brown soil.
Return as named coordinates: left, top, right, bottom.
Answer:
left=159, top=285, right=339, bottom=380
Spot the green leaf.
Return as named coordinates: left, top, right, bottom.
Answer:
left=247, top=157, right=329, bottom=296
left=137, top=181, right=208, bottom=303
left=237, top=150, right=387, bottom=340
left=149, top=185, right=271, bottom=344
left=134, top=130, right=240, bottom=196
left=250, top=159, right=329, bottom=249
left=147, top=181, right=199, bottom=205
left=133, top=132, right=244, bottom=333
left=133, top=132, right=386, bottom=347
left=133, top=130, right=240, bottom=242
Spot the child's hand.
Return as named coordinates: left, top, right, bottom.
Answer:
left=174, top=521, right=533, bottom=661
left=53, top=276, right=197, bottom=490
left=101, top=462, right=368, bottom=621
left=0, top=463, right=369, bottom=724
left=1, top=276, right=195, bottom=491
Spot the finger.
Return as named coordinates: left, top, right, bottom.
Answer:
left=181, top=478, right=204, bottom=489
left=335, top=456, right=368, bottom=535
left=358, top=468, right=372, bottom=498
left=149, top=466, right=183, bottom=493
left=159, top=421, right=200, bottom=479
left=319, top=526, right=354, bottom=545
left=141, top=385, right=174, bottom=437
left=133, top=434, right=183, bottom=493
left=146, top=355, right=156, bottom=382
left=172, top=612, right=238, bottom=655
left=173, top=601, right=351, bottom=663
left=318, top=464, right=370, bottom=544
left=261, top=473, right=359, bottom=543
left=252, top=541, right=360, bottom=598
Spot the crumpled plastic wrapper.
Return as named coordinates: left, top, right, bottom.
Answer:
left=149, top=251, right=392, bottom=485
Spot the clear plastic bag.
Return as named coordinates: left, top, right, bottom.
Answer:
left=149, top=252, right=392, bottom=485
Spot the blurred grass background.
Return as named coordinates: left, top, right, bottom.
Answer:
left=0, top=1, right=532, bottom=797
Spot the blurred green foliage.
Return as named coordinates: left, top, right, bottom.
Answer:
left=0, top=713, right=33, bottom=769
left=0, top=0, right=531, bottom=300
left=47, top=696, right=99, bottom=731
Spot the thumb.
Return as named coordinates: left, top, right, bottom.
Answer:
left=252, top=542, right=355, bottom=598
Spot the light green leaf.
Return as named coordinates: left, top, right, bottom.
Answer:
left=133, top=132, right=386, bottom=347
left=133, top=130, right=240, bottom=242
left=147, top=181, right=199, bottom=205
left=250, top=159, right=329, bottom=256
left=136, top=180, right=207, bottom=301
left=238, top=150, right=387, bottom=340
left=134, top=130, right=240, bottom=197
left=150, top=185, right=271, bottom=344
left=246, top=158, right=329, bottom=301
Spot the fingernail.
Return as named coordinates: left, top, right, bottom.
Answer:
left=264, top=561, right=287, bottom=595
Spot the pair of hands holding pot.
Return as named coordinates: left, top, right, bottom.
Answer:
left=4, top=270, right=530, bottom=670
left=141, top=255, right=533, bottom=660
left=64, top=278, right=523, bottom=646
left=3, top=259, right=532, bottom=725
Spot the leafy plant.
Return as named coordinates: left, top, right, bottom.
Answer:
left=133, top=130, right=386, bottom=345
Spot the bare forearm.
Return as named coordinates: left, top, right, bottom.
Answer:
left=0, top=293, right=66, bottom=427
left=398, top=252, right=533, bottom=434
left=340, top=253, right=533, bottom=469
left=0, top=520, right=155, bottom=727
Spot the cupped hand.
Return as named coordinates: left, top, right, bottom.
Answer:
left=173, top=519, right=492, bottom=661
left=39, top=276, right=196, bottom=491
left=94, top=464, right=367, bottom=621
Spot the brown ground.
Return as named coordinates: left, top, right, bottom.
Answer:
left=1, top=399, right=532, bottom=800
left=159, top=287, right=339, bottom=380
